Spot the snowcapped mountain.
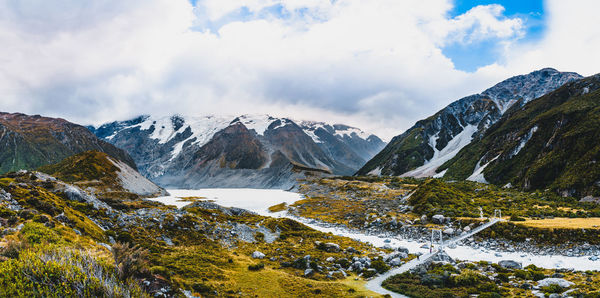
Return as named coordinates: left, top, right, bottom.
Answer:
left=299, top=121, right=386, bottom=171
left=440, top=73, right=600, bottom=197
left=357, top=68, right=582, bottom=177
left=89, top=114, right=385, bottom=189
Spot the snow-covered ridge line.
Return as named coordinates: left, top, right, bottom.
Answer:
left=298, top=120, right=375, bottom=144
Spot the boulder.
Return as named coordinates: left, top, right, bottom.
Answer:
left=498, top=260, right=522, bottom=269
left=326, top=257, right=335, bottom=262
left=389, top=258, right=403, bottom=266
left=537, top=278, right=574, bottom=288
left=443, top=228, right=454, bottom=235
left=397, top=246, right=409, bottom=254
left=432, top=214, right=445, bottom=224
left=252, top=251, right=265, bottom=259
left=304, top=269, right=314, bottom=277
left=326, top=243, right=340, bottom=252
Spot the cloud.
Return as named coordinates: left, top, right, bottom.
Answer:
left=479, top=0, right=600, bottom=78
left=0, top=0, right=579, bottom=141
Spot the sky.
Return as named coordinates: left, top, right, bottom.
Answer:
left=0, top=0, right=599, bottom=140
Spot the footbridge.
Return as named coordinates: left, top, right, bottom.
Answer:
left=366, top=211, right=504, bottom=297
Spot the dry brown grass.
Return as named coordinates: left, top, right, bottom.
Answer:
left=520, top=217, right=600, bottom=229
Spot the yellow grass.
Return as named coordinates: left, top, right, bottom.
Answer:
left=176, top=196, right=207, bottom=202
left=268, top=202, right=287, bottom=212
left=211, top=255, right=383, bottom=297
left=520, top=217, right=600, bottom=229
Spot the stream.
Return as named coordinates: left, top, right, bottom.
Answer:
left=149, top=189, right=600, bottom=296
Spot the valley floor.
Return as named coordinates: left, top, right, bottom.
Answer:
left=149, top=186, right=600, bottom=297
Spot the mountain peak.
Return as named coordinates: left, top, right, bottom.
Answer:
left=482, top=68, right=583, bottom=113
left=358, top=68, right=583, bottom=177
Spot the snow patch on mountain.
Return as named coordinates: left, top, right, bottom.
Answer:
left=367, top=166, right=382, bottom=176
left=401, top=125, right=478, bottom=178
left=433, top=169, right=447, bottom=178
left=234, top=114, right=282, bottom=135
left=298, top=121, right=374, bottom=143
left=509, top=126, right=538, bottom=159
left=334, top=126, right=370, bottom=139
left=467, top=155, right=499, bottom=184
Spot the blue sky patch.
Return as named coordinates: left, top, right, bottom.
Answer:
left=444, top=0, right=546, bottom=72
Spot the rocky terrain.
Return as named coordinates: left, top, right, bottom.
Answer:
left=358, top=68, right=582, bottom=178
left=89, top=114, right=385, bottom=189
left=0, top=167, right=414, bottom=297
left=38, top=150, right=168, bottom=198
left=291, top=177, right=600, bottom=258
left=383, top=257, right=600, bottom=297
left=0, top=112, right=136, bottom=173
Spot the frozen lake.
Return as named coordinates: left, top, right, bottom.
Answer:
left=149, top=189, right=600, bottom=271
left=148, top=188, right=304, bottom=216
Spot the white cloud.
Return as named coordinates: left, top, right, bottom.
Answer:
left=480, top=0, right=600, bottom=78
left=0, top=0, right=586, bottom=141
left=445, top=5, right=524, bottom=45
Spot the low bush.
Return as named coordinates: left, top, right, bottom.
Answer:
left=112, top=242, right=150, bottom=280
left=248, top=263, right=265, bottom=271
left=0, top=247, right=149, bottom=297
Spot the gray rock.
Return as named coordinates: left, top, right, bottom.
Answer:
left=432, top=214, right=445, bottom=224
left=499, top=260, right=522, bottom=269
left=304, top=269, right=314, bottom=277
left=443, top=228, right=454, bottom=235
left=252, top=251, right=265, bottom=259
left=389, top=258, right=403, bottom=266
left=323, top=242, right=340, bottom=252
left=397, top=246, right=409, bottom=254
left=326, top=257, right=335, bottom=262
left=537, top=278, right=574, bottom=288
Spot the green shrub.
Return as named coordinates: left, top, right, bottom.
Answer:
left=20, top=222, right=59, bottom=244
left=112, top=242, right=150, bottom=280
left=541, top=284, right=565, bottom=294
left=371, top=257, right=390, bottom=273
left=248, top=263, right=265, bottom=271
left=0, top=248, right=149, bottom=297
left=514, top=269, right=532, bottom=280
left=452, top=270, right=488, bottom=287
left=510, top=215, right=526, bottom=221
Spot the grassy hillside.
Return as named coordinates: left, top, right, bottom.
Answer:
left=440, top=74, right=600, bottom=197
left=0, top=112, right=136, bottom=174
left=0, top=171, right=388, bottom=297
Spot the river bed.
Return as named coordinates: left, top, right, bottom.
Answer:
left=149, top=189, right=600, bottom=272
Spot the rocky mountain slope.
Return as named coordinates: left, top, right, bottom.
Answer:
left=89, top=114, right=385, bottom=189
left=438, top=73, right=600, bottom=197
left=0, top=112, right=136, bottom=173
left=357, top=68, right=582, bottom=177
left=39, top=150, right=167, bottom=198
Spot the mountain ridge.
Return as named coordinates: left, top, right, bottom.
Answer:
left=357, top=68, right=583, bottom=177
left=438, top=73, right=600, bottom=197
left=0, top=112, right=137, bottom=173
left=89, top=114, right=386, bottom=189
